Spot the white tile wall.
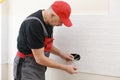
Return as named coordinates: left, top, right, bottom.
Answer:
left=53, top=15, right=120, bottom=77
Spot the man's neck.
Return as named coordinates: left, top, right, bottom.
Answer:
left=42, top=10, right=48, bottom=24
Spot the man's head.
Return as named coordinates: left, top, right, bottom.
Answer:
left=44, top=1, right=72, bottom=27
left=51, top=1, right=72, bottom=27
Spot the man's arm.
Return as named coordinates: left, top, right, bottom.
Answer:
left=50, top=46, right=63, bottom=57
left=32, top=47, right=77, bottom=74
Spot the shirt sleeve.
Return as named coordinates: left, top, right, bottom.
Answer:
left=26, top=20, right=45, bottom=49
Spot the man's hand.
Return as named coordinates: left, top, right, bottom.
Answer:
left=63, top=65, right=77, bottom=74
left=50, top=46, right=74, bottom=61
left=60, top=53, right=74, bottom=61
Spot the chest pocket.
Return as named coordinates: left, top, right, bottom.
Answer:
left=44, top=37, right=54, bottom=52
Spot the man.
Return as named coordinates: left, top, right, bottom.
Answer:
left=14, top=1, right=77, bottom=80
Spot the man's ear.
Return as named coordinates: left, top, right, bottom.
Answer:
left=51, top=13, right=55, bottom=18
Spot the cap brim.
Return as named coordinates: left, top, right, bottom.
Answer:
left=61, top=18, right=72, bottom=27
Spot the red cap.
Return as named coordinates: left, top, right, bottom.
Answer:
left=51, top=1, right=72, bottom=27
